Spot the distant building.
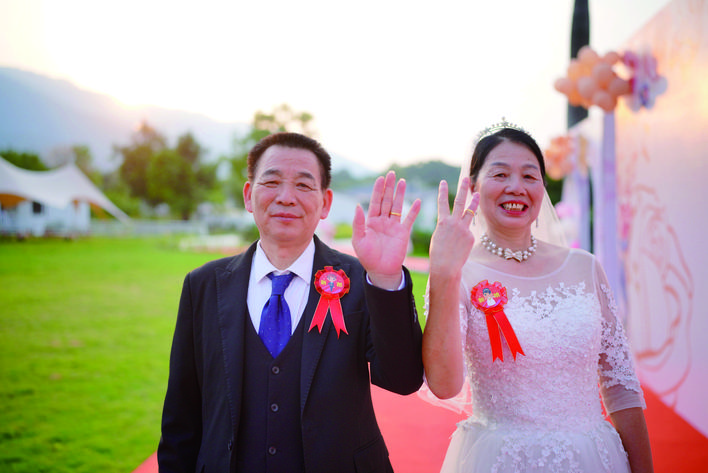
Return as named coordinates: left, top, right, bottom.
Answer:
left=0, top=157, right=129, bottom=237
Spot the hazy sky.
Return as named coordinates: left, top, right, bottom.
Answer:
left=0, top=0, right=669, bottom=171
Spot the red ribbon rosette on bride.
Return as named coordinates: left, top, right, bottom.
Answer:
left=309, top=266, right=350, bottom=337
left=471, top=280, right=525, bottom=362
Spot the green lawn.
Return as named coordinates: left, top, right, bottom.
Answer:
left=0, top=237, right=428, bottom=473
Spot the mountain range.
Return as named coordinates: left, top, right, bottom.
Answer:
left=0, top=66, right=372, bottom=176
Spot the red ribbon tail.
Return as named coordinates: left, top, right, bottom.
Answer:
left=485, top=313, right=504, bottom=362
left=494, top=312, right=525, bottom=360
left=329, top=299, right=348, bottom=338
left=309, top=297, right=330, bottom=333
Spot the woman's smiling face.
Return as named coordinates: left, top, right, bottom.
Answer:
left=473, top=140, right=545, bottom=233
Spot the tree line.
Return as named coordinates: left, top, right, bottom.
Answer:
left=1, top=104, right=318, bottom=221
left=1, top=103, right=562, bottom=221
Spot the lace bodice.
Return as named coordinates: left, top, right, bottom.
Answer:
left=427, top=249, right=644, bottom=426
left=422, top=250, right=645, bottom=472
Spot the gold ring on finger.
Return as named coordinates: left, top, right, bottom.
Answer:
left=390, top=211, right=402, bottom=217
left=464, top=208, right=476, bottom=217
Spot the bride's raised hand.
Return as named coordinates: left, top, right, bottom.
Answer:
left=429, top=177, right=479, bottom=278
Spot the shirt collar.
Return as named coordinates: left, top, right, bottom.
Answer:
left=253, top=239, right=315, bottom=284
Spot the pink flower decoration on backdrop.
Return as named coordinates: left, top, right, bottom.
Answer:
left=543, top=135, right=575, bottom=180
left=623, top=51, right=668, bottom=111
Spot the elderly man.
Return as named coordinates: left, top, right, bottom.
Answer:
left=158, top=132, right=424, bottom=473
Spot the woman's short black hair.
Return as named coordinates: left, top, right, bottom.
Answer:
left=469, top=128, right=546, bottom=186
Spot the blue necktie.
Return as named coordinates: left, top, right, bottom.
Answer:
left=259, top=272, right=296, bottom=358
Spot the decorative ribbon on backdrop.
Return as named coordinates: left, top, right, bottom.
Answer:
left=544, top=134, right=592, bottom=250
left=552, top=45, right=667, bottom=320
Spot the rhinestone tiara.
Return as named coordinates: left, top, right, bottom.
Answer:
left=474, top=117, right=532, bottom=145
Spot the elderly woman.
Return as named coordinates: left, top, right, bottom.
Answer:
left=422, top=124, right=653, bottom=473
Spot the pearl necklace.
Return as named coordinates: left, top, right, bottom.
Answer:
left=480, top=233, right=537, bottom=262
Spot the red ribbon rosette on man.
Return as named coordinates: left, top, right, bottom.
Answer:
left=471, top=280, right=525, bottom=362
left=309, top=266, right=350, bottom=337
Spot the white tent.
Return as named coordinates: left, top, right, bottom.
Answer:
left=0, top=156, right=129, bottom=235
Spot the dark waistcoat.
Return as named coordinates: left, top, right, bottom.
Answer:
left=235, top=313, right=306, bottom=473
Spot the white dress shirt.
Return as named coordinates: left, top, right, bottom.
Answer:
left=247, top=240, right=315, bottom=334
left=246, top=238, right=407, bottom=334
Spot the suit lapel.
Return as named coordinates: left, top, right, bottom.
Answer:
left=219, top=239, right=353, bottom=417
left=300, top=237, right=350, bottom=413
left=216, top=243, right=256, bottom=433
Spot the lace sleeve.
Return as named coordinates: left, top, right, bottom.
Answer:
left=593, top=258, right=646, bottom=413
left=458, top=278, right=472, bottom=357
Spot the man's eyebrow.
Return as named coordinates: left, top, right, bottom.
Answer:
left=296, top=171, right=317, bottom=181
left=260, top=169, right=317, bottom=181
left=259, top=169, right=282, bottom=179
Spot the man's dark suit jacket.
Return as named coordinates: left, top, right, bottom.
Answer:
left=158, top=236, right=424, bottom=473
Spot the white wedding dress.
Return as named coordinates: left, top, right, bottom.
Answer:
left=425, top=249, right=645, bottom=473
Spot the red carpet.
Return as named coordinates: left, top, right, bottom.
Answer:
left=641, top=388, right=708, bottom=473
left=373, top=385, right=708, bottom=473
left=135, top=384, right=707, bottom=472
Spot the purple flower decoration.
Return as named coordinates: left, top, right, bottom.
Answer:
left=623, top=50, right=668, bottom=111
